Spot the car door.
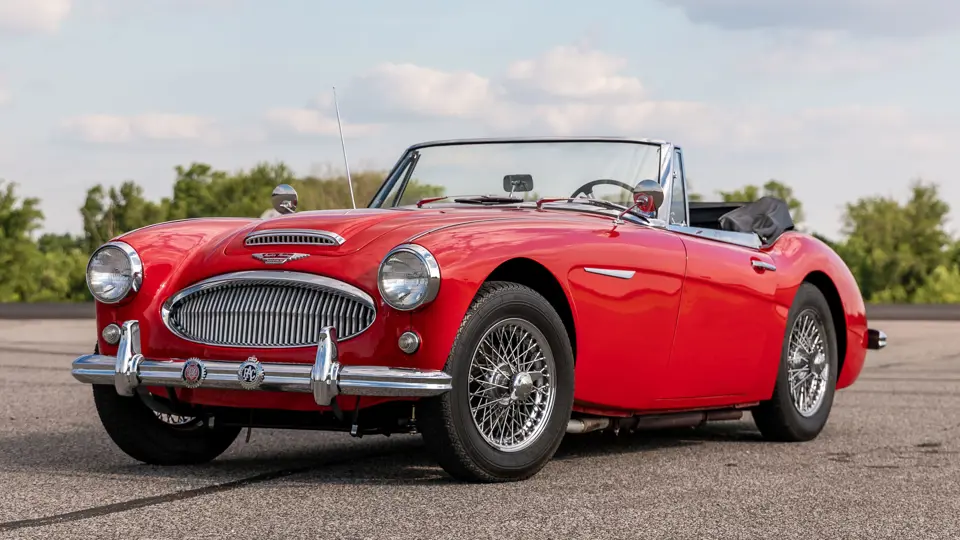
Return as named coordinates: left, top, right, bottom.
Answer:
left=657, top=229, right=780, bottom=401
left=565, top=224, right=688, bottom=411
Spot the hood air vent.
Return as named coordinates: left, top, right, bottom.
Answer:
left=245, top=229, right=345, bottom=247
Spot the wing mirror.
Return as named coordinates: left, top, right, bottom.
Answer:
left=272, top=184, right=298, bottom=214
left=611, top=179, right=664, bottom=230
left=632, top=179, right=664, bottom=215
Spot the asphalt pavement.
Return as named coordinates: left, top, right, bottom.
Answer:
left=0, top=320, right=958, bottom=539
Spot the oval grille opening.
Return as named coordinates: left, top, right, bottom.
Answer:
left=165, top=277, right=375, bottom=348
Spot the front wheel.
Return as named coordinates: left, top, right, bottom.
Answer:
left=92, top=384, right=241, bottom=465
left=753, top=282, right=839, bottom=442
left=419, top=281, right=575, bottom=482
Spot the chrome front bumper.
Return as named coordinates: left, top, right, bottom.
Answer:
left=71, top=321, right=452, bottom=406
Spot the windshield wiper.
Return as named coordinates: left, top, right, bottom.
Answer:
left=536, top=197, right=649, bottom=222
left=452, top=195, right=524, bottom=205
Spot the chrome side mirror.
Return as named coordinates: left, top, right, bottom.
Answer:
left=272, top=184, right=298, bottom=214
left=632, top=179, right=664, bottom=214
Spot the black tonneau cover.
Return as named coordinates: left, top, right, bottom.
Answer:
left=718, top=196, right=794, bottom=246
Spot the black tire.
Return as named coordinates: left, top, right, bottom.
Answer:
left=419, top=281, right=575, bottom=482
left=91, top=365, right=241, bottom=465
left=753, top=282, right=839, bottom=442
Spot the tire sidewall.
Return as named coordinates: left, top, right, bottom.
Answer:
left=774, top=283, right=839, bottom=438
left=444, top=286, right=574, bottom=476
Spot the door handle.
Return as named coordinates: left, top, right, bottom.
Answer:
left=751, top=260, right=776, bottom=272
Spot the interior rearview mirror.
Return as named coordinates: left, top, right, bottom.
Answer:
left=272, top=184, right=298, bottom=214
left=503, top=174, right=534, bottom=194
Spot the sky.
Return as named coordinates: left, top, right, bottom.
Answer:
left=1, top=0, right=958, bottom=239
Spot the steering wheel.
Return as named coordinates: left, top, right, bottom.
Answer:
left=570, top=179, right=634, bottom=200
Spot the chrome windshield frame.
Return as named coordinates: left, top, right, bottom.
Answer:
left=367, top=137, right=674, bottom=218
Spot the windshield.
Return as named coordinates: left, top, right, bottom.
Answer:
left=370, top=140, right=662, bottom=208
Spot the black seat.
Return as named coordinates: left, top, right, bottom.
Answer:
left=718, top=196, right=794, bottom=247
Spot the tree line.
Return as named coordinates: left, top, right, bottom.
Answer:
left=0, top=162, right=956, bottom=303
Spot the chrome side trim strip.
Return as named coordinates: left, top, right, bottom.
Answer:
left=666, top=224, right=763, bottom=250
left=72, top=322, right=452, bottom=406
left=584, top=267, right=636, bottom=279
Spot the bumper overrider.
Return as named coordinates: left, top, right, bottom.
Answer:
left=71, top=321, right=453, bottom=406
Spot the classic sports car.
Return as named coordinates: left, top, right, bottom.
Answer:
left=72, top=137, right=887, bottom=482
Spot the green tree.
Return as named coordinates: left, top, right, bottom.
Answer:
left=835, top=180, right=953, bottom=303
left=0, top=181, right=90, bottom=301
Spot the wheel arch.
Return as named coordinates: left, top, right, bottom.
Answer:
left=802, top=270, right=847, bottom=377
left=484, top=257, right=578, bottom=361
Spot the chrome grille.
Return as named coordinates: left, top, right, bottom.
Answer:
left=245, top=229, right=344, bottom=247
left=162, top=271, right=375, bottom=347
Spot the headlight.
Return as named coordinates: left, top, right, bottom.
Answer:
left=377, top=244, right=440, bottom=311
left=86, top=241, right=143, bottom=304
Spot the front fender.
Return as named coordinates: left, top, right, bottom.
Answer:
left=405, top=221, right=583, bottom=372
left=95, top=218, right=258, bottom=355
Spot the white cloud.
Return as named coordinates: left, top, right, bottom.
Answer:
left=353, top=63, right=496, bottom=120
left=656, top=0, right=960, bottom=37
left=0, top=0, right=71, bottom=34
left=264, top=107, right=380, bottom=137
left=61, top=113, right=221, bottom=144
left=505, top=45, right=644, bottom=101
left=267, top=44, right=960, bottom=157
left=0, top=83, right=9, bottom=106
left=742, top=31, right=920, bottom=76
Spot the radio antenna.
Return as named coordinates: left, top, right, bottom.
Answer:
left=332, top=86, right=356, bottom=209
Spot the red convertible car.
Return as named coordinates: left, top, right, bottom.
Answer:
left=72, top=137, right=887, bottom=482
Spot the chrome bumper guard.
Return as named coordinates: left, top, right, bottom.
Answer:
left=867, top=328, right=887, bottom=350
left=71, top=321, right=452, bottom=406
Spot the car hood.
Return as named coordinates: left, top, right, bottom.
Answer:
left=116, top=207, right=551, bottom=295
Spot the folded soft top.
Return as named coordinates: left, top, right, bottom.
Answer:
left=718, top=196, right=795, bottom=247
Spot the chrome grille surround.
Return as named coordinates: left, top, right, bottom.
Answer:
left=245, top=229, right=345, bottom=247
left=160, top=271, right=375, bottom=348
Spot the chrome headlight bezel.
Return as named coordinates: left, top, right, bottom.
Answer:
left=377, top=243, right=441, bottom=311
left=85, top=241, right=144, bottom=304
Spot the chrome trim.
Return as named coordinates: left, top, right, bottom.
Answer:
left=114, top=321, right=142, bottom=396
left=751, top=260, right=777, bottom=272
left=666, top=224, right=763, bottom=250
left=245, top=229, right=346, bottom=246
left=398, top=331, right=421, bottom=354
left=377, top=244, right=441, bottom=311
left=867, top=328, right=887, bottom=350
left=86, top=241, right=144, bottom=304
left=160, top=270, right=376, bottom=347
left=271, top=184, right=298, bottom=214
left=404, top=136, right=669, bottom=151
left=584, top=267, right=636, bottom=280
left=71, top=322, right=452, bottom=406
left=251, top=252, right=310, bottom=265
left=101, top=323, right=122, bottom=345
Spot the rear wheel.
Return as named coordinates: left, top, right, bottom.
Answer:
left=753, top=282, right=839, bottom=442
left=419, top=281, right=575, bottom=482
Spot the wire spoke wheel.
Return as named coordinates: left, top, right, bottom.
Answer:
left=153, top=411, right=200, bottom=427
left=787, top=308, right=830, bottom=417
left=467, top=317, right=557, bottom=452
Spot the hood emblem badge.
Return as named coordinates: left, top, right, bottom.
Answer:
left=252, top=253, right=309, bottom=265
